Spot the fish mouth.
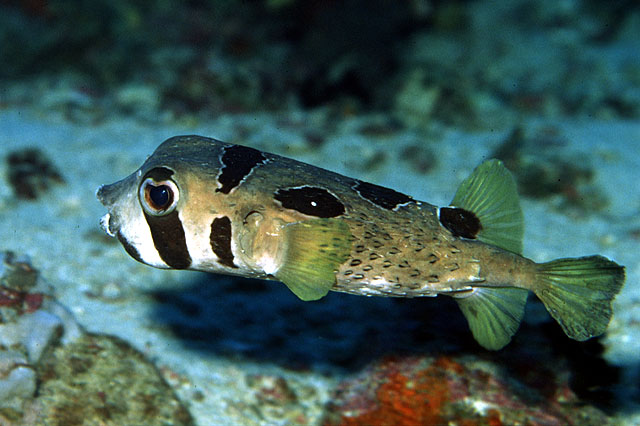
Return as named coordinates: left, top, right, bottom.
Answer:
left=96, top=173, right=139, bottom=238
left=100, top=212, right=116, bottom=237
left=96, top=184, right=117, bottom=237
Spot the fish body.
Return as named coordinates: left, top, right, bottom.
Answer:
left=97, top=135, right=624, bottom=349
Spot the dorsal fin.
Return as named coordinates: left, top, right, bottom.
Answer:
left=445, top=159, right=523, bottom=254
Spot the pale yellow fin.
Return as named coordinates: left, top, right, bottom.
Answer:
left=534, top=255, right=625, bottom=340
left=275, top=218, right=352, bottom=301
left=455, top=287, right=528, bottom=350
left=451, top=159, right=524, bottom=254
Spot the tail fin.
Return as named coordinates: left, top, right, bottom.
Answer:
left=534, top=256, right=625, bottom=340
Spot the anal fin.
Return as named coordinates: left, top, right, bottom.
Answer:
left=275, top=218, right=352, bottom=301
left=455, top=287, right=528, bottom=350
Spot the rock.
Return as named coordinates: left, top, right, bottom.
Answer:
left=34, top=333, right=194, bottom=426
left=323, top=354, right=614, bottom=426
left=0, top=251, right=193, bottom=424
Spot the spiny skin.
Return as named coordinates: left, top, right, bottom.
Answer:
left=98, top=135, right=626, bottom=350
left=97, top=135, right=535, bottom=298
left=332, top=209, right=535, bottom=297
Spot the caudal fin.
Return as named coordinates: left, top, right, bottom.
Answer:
left=534, top=256, right=625, bottom=340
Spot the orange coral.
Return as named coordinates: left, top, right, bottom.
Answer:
left=336, top=358, right=453, bottom=426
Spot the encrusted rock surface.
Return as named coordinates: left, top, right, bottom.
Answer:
left=0, top=252, right=193, bottom=425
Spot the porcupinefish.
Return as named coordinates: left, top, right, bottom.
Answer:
left=96, top=135, right=625, bottom=350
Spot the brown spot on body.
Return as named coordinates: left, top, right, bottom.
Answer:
left=439, top=207, right=482, bottom=239
left=274, top=186, right=345, bottom=218
left=353, top=180, right=414, bottom=210
left=210, top=216, right=238, bottom=268
left=216, top=145, right=267, bottom=194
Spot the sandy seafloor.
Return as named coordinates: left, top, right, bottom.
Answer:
left=0, top=104, right=639, bottom=424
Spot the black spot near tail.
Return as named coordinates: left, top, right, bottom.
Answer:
left=439, top=207, right=482, bottom=239
left=210, top=216, right=237, bottom=268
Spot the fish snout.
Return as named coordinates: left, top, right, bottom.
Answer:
left=96, top=182, right=122, bottom=207
left=96, top=173, right=139, bottom=238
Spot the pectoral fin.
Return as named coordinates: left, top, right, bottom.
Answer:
left=275, top=218, right=352, bottom=301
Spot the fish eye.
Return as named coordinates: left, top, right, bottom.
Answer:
left=139, top=177, right=179, bottom=216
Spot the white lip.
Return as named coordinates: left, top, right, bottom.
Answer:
left=100, top=213, right=115, bottom=237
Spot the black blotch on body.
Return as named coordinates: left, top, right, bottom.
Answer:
left=274, top=186, right=345, bottom=218
left=353, top=180, right=413, bottom=210
left=210, top=216, right=238, bottom=268
left=144, top=210, right=192, bottom=269
left=216, top=145, right=266, bottom=194
left=439, top=207, right=482, bottom=239
left=6, top=148, right=64, bottom=200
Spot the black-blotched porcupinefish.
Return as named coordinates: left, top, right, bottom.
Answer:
left=97, top=135, right=625, bottom=350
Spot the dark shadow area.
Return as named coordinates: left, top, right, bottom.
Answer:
left=148, top=273, right=636, bottom=412
left=493, top=304, right=633, bottom=415
left=147, top=273, right=473, bottom=372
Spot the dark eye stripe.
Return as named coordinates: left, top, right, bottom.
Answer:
left=353, top=180, right=414, bottom=210
left=143, top=166, right=174, bottom=181
left=216, top=145, right=267, bottom=194
left=144, top=210, right=192, bottom=269
left=116, top=231, right=144, bottom=264
left=274, top=186, right=345, bottom=218
left=210, top=216, right=238, bottom=268
left=439, top=207, right=482, bottom=239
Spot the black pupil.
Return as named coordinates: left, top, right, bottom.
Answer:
left=148, top=184, right=171, bottom=209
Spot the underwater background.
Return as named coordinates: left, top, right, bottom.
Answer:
left=0, top=0, right=639, bottom=424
